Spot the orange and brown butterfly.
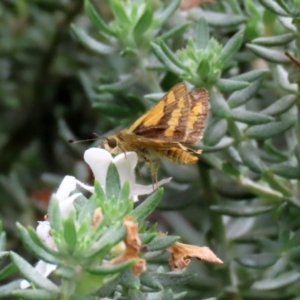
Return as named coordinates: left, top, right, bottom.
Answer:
left=102, top=82, right=209, bottom=176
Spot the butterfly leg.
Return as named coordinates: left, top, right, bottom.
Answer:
left=148, top=160, right=160, bottom=190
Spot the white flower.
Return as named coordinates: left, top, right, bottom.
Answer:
left=21, top=176, right=81, bottom=289
left=83, top=148, right=171, bottom=201
left=20, top=149, right=171, bottom=289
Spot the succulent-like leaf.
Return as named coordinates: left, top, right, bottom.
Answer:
left=10, top=252, right=59, bottom=292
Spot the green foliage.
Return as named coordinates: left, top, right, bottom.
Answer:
left=3, top=0, right=300, bottom=299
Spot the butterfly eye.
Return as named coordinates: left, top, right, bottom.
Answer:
left=107, top=138, right=117, bottom=149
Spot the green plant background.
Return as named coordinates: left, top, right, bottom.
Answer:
left=1, top=0, right=300, bottom=299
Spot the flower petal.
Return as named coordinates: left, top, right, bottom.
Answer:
left=55, top=176, right=77, bottom=201
left=20, top=280, right=30, bottom=289
left=36, top=221, right=55, bottom=249
left=35, top=260, right=57, bottom=276
left=75, top=179, right=94, bottom=193
left=132, top=177, right=172, bottom=198
left=84, top=148, right=112, bottom=187
left=59, top=193, right=81, bottom=217
left=113, top=152, right=138, bottom=192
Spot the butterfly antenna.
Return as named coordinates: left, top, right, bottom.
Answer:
left=68, top=137, right=99, bottom=144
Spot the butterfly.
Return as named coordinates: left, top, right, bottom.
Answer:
left=102, top=82, right=209, bottom=178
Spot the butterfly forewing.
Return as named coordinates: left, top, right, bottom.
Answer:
left=129, top=82, right=190, bottom=142
left=129, top=83, right=208, bottom=144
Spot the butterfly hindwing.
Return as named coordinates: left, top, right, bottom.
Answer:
left=129, top=83, right=208, bottom=144
left=183, top=88, right=209, bottom=144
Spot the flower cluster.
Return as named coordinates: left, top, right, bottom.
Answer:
left=19, top=147, right=222, bottom=294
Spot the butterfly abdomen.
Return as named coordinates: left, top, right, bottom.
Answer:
left=154, top=147, right=199, bottom=164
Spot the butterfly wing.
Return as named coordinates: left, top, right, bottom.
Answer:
left=128, top=82, right=190, bottom=142
left=183, top=88, right=209, bottom=144
left=128, top=83, right=208, bottom=144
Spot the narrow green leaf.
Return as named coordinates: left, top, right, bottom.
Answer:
left=147, top=236, right=180, bottom=251
left=95, top=180, right=106, bottom=202
left=17, top=224, right=60, bottom=265
left=78, top=195, right=98, bottom=223
left=93, top=102, right=130, bottom=117
left=151, top=42, right=183, bottom=75
left=262, top=170, right=293, bottom=197
left=139, top=233, right=156, bottom=244
left=269, top=164, right=300, bottom=179
left=210, top=93, right=231, bottom=118
left=84, top=0, right=115, bottom=36
left=109, top=0, right=130, bottom=24
left=203, top=119, right=227, bottom=147
left=48, top=196, right=62, bottom=232
left=201, top=137, right=233, bottom=152
left=210, top=204, right=272, bottom=217
left=0, top=232, right=6, bottom=252
left=12, top=289, right=59, bottom=300
left=222, top=162, right=241, bottom=178
left=0, top=251, right=8, bottom=260
left=73, top=195, right=88, bottom=212
left=158, top=40, right=185, bottom=69
left=245, top=0, right=261, bottom=18
left=216, top=78, right=249, bottom=93
left=120, top=181, right=130, bottom=202
left=132, top=188, right=163, bottom=220
left=141, top=271, right=195, bottom=289
left=120, top=269, right=140, bottom=289
left=231, top=109, right=274, bottom=125
left=236, top=253, right=277, bottom=268
left=0, top=263, right=18, bottom=280
left=220, top=29, right=244, bottom=63
left=195, top=18, right=209, bottom=49
left=84, top=225, right=126, bottom=258
left=157, top=0, right=181, bottom=26
left=10, top=252, right=59, bottom=292
left=200, top=11, right=247, bottom=27
left=239, top=177, right=283, bottom=202
left=228, top=79, right=262, bottom=108
left=245, top=121, right=295, bottom=139
left=247, top=44, right=290, bottom=64
left=252, top=270, right=300, bottom=290
left=261, top=95, right=296, bottom=116
left=160, top=23, right=190, bottom=41
left=71, top=25, right=114, bottom=55
left=128, top=290, right=147, bottom=300
left=0, top=280, right=23, bottom=298
left=87, top=259, right=135, bottom=275
left=63, top=216, right=77, bottom=253
left=133, top=6, right=152, bottom=40
left=27, top=227, right=59, bottom=258
left=252, top=33, right=294, bottom=46
left=106, top=163, right=121, bottom=200
left=197, top=59, right=210, bottom=81
left=258, top=0, right=289, bottom=16
left=231, top=70, right=268, bottom=82
left=263, top=140, right=289, bottom=160
left=239, top=142, right=265, bottom=173
left=97, top=75, right=136, bottom=93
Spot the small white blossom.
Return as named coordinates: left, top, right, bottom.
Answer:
left=21, top=176, right=81, bottom=289
left=83, top=148, right=171, bottom=201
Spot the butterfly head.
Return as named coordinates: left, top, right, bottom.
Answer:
left=103, top=135, right=122, bottom=155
